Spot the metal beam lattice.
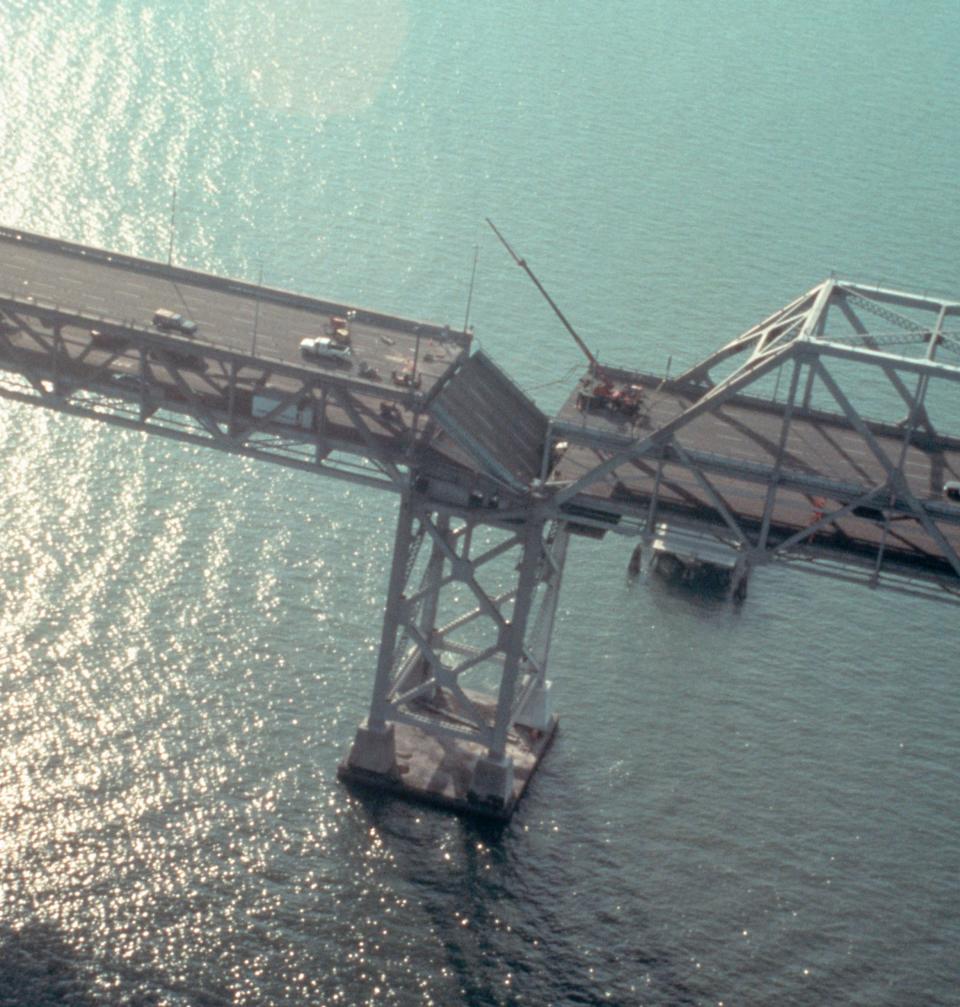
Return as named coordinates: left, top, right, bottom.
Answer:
left=362, top=497, right=567, bottom=753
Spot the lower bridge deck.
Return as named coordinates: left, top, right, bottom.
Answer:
left=1, top=226, right=958, bottom=595
left=553, top=370, right=960, bottom=584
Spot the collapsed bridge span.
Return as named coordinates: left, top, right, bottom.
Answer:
left=1, top=227, right=957, bottom=818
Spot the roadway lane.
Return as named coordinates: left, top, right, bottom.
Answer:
left=554, top=371, right=960, bottom=572
left=0, top=227, right=469, bottom=395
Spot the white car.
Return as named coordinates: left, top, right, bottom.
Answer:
left=300, top=336, right=351, bottom=364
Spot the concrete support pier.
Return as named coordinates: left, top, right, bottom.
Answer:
left=339, top=689, right=558, bottom=820
left=346, top=720, right=396, bottom=776
left=338, top=492, right=568, bottom=820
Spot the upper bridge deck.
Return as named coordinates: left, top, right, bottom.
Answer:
left=0, top=227, right=472, bottom=487
left=0, top=226, right=958, bottom=597
left=0, top=226, right=469, bottom=386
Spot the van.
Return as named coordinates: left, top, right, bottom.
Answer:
left=152, top=309, right=197, bottom=335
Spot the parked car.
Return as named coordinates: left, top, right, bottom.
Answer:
left=944, top=480, right=960, bottom=502
left=300, top=336, right=351, bottom=364
left=91, top=328, right=129, bottom=350
left=152, top=308, right=197, bottom=334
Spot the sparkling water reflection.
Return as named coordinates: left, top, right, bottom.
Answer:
left=1, top=1, right=959, bottom=1004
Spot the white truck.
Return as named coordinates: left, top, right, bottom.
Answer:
left=300, top=336, right=351, bottom=364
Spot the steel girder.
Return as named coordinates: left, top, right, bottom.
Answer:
left=0, top=296, right=421, bottom=493
left=547, top=279, right=960, bottom=602
left=364, top=494, right=568, bottom=761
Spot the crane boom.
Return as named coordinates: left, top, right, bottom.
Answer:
left=486, top=218, right=598, bottom=371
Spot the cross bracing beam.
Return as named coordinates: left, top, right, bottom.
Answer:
left=0, top=370, right=403, bottom=492
left=675, top=285, right=820, bottom=385
left=353, top=496, right=568, bottom=766
left=642, top=444, right=960, bottom=524
left=766, top=551, right=960, bottom=604
left=812, top=340, right=960, bottom=384
left=546, top=282, right=960, bottom=601
left=798, top=277, right=836, bottom=340
left=812, top=358, right=960, bottom=579
left=0, top=293, right=460, bottom=488
left=840, top=281, right=960, bottom=315
left=824, top=331, right=954, bottom=349
left=672, top=278, right=960, bottom=392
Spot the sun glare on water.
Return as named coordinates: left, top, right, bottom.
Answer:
left=209, top=0, right=410, bottom=118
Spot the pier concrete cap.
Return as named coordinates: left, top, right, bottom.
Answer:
left=348, top=719, right=396, bottom=776
left=514, top=679, right=553, bottom=731
left=469, top=754, right=515, bottom=807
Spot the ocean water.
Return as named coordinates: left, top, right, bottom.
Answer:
left=0, top=2, right=958, bottom=1005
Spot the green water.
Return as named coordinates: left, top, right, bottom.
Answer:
left=0, top=2, right=958, bottom=1004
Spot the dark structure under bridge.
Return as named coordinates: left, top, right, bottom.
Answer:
left=1, top=226, right=958, bottom=819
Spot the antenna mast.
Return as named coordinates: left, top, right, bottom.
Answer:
left=462, top=243, right=479, bottom=334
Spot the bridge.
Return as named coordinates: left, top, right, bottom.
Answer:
left=1, top=226, right=957, bottom=819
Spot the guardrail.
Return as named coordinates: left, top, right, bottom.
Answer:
left=0, top=291, right=422, bottom=405
left=0, top=225, right=472, bottom=348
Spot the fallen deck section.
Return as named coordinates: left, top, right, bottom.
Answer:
left=427, top=350, right=549, bottom=491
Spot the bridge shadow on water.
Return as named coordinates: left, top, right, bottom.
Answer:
left=0, top=919, right=100, bottom=1007
left=348, top=786, right=703, bottom=1006
left=0, top=917, right=237, bottom=1007
left=631, top=568, right=741, bottom=617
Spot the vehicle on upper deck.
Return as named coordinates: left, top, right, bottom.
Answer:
left=327, top=315, right=352, bottom=345
left=90, top=328, right=129, bottom=350
left=152, top=309, right=197, bottom=335
left=391, top=363, right=421, bottom=388
left=300, top=336, right=351, bottom=364
left=944, top=480, right=960, bottom=502
left=575, top=375, right=643, bottom=419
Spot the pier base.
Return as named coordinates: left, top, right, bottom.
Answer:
left=338, top=689, right=558, bottom=821
left=469, top=754, right=515, bottom=808
left=514, top=679, right=553, bottom=731
left=346, top=720, right=396, bottom=776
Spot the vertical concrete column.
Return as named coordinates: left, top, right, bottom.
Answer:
left=346, top=493, right=416, bottom=776
left=416, top=512, right=448, bottom=689
left=469, top=517, right=545, bottom=806
left=516, top=523, right=569, bottom=730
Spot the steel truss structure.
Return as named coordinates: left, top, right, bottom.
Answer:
left=2, top=230, right=958, bottom=815
left=549, top=278, right=960, bottom=604
left=345, top=496, right=567, bottom=807
left=0, top=292, right=424, bottom=493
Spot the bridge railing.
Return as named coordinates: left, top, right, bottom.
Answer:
left=0, top=225, right=472, bottom=348
left=0, top=290, right=424, bottom=406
